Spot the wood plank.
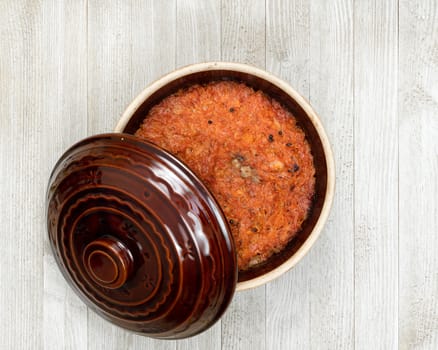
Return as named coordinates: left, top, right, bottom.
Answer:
left=176, top=0, right=221, bottom=350
left=0, top=1, right=44, bottom=348
left=221, top=291, right=266, bottom=350
left=87, top=0, right=133, bottom=135
left=173, top=323, right=221, bottom=350
left=174, top=1, right=221, bottom=348
left=308, top=0, right=355, bottom=348
left=265, top=266, right=311, bottom=349
left=44, top=254, right=88, bottom=350
left=176, top=0, right=221, bottom=66
left=354, top=1, right=399, bottom=349
left=87, top=1, right=177, bottom=348
left=265, top=0, right=311, bottom=348
left=221, top=0, right=265, bottom=67
left=221, top=1, right=266, bottom=349
left=130, top=1, right=177, bottom=348
left=130, top=0, right=177, bottom=95
left=399, top=1, right=438, bottom=349
left=40, top=1, right=88, bottom=349
left=87, top=1, right=137, bottom=348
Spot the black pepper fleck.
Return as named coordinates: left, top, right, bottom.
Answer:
left=229, top=107, right=235, bottom=112
left=229, top=219, right=234, bottom=225
left=288, top=164, right=300, bottom=173
left=234, top=153, right=245, bottom=162
left=286, top=142, right=292, bottom=147
left=251, top=227, right=258, bottom=233
left=208, top=120, right=213, bottom=124
left=278, top=130, right=283, bottom=136
left=268, top=134, right=274, bottom=142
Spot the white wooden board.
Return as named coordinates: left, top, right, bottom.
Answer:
left=0, top=1, right=437, bottom=349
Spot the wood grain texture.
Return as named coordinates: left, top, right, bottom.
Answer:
left=221, top=291, right=266, bottom=350
left=221, top=0, right=265, bottom=68
left=41, top=1, right=88, bottom=349
left=0, top=1, right=44, bottom=349
left=87, top=0, right=132, bottom=134
left=87, top=1, right=176, bottom=349
left=266, top=1, right=311, bottom=348
left=1, top=0, right=438, bottom=349
left=129, top=2, right=176, bottom=349
left=175, top=2, right=220, bottom=348
left=177, top=0, right=221, bottom=66
left=354, top=1, right=399, bottom=349
left=174, top=324, right=221, bottom=350
left=87, top=2, right=134, bottom=348
left=221, top=1, right=266, bottom=349
left=130, top=0, right=177, bottom=97
left=308, top=0, right=355, bottom=348
left=399, top=1, right=438, bottom=349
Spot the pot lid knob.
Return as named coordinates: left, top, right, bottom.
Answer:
left=46, top=134, right=237, bottom=339
left=83, top=236, right=134, bottom=289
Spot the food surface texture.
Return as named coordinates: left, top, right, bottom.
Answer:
left=136, top=81, right=315, bottom=270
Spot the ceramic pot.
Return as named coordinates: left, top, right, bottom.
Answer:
left=46, top=62, right=335, bottom=339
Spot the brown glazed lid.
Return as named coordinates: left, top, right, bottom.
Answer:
left=46, top=133, right=237, bottom=339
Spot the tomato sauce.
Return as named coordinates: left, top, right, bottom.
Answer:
left=136, top=81, right=315, bottom=270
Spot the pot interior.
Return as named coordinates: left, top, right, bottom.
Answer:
left=122, top=70, right=328, bottom=283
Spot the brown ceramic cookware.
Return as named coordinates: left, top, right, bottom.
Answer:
left=46, top=62, right=335, bottom=339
